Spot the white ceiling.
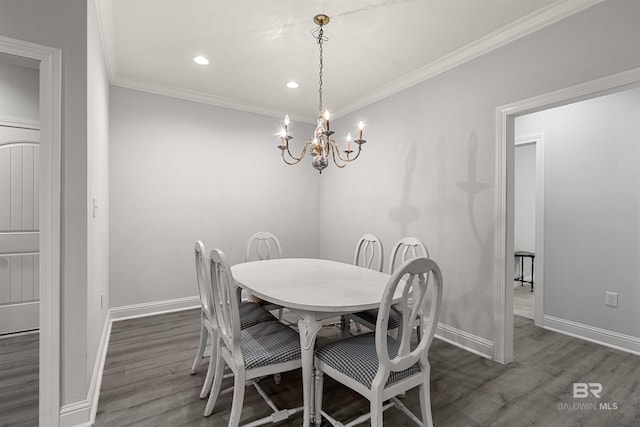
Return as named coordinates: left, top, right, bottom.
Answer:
left=96, top=0, right=601, bottom=123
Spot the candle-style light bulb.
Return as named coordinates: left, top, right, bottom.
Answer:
left=284, top=115, right=290, bottom=134
left=279, top=128, right=287, bottom=146
left=324, top=109, right=330, bottom=132
left=346, top=132, right=352, bottom=151
left=358, top=121, right=364, bottom=140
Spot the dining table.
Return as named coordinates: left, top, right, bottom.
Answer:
left=231, top=257, right=397, bottom=427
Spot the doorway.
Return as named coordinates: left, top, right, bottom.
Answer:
left=494, top=67, right=640, bottom=364
left=0, top=37, right=61, bottom=426
left=512, top=135, right=542, bottom=322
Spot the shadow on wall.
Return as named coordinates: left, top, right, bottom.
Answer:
left=388, top=142, right=420, bottom=237
left=456, top=131, right=490, bottom=245
left=450, top=131, right=495, bottom=339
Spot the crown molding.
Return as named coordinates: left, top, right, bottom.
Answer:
left=95, top=0, right=116, bottom=83
left=105, top=0, right=604, bottom=122
left=334, top=0, right=605, bottom=118
left=111, top=73, right=294, bottom=120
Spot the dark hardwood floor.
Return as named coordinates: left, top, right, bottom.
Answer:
left=94, top=309, right=640, bottom=426
left=0, top=332, right=38, bottom=427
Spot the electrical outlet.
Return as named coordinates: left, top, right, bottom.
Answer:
left=605, top=291, right=618, bottom=308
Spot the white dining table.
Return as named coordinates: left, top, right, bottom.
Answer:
left=231, top=257, right=395, bottom=427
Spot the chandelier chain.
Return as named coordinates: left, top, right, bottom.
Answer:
left=317, top=26, right=324, bottom=115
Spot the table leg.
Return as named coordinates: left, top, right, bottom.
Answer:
left=298, top=314, right=322, bottom=427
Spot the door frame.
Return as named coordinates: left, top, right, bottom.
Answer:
left=493, top=66, right=640, bottom=364
left=0, top=36, right=61, bottom=426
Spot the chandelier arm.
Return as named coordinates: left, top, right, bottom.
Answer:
left=332, top=139, right=363, bottom=163
left=283, top=140, right=311, bottom=163
left=327, top=141, right=348, bottom=169
left=281, top=146, right=306, bottom=165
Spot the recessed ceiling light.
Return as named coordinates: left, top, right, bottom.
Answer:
left=286, top=81, right=299, bottom=89
left=193, top=55, right=210, bottom=66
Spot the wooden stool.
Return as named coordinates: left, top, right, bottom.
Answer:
left=514, top=251, right=534, bottom=292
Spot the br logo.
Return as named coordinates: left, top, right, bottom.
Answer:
left=573, top=383, right=602, bottom=398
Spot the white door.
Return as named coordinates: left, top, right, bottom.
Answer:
left=0, top=126, right=39, bottom=335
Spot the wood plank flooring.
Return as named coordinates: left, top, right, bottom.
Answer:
left=95, top=309, right=640, bottom=426
left=0, top=332, right=38, bottom=427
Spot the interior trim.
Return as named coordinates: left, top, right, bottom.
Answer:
left=105, top=0, right=605, bottom=122
left=0, top=34, right=62, bottom=427
left=436, top=323, right=494, bottom=360
left=494, top=66, right=640, bottom=364
left=544, top=315, right=640, bottom=356
left=109, top=296, right=200, bottom=322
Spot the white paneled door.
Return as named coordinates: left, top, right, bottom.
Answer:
left=0, top=125, right=39, bottom=335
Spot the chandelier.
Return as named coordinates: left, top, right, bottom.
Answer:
left=278, top=14, right=367, bottom=173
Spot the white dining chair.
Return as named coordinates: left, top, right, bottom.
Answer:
left=190, top=241, right=276, bottom=401
left=244, top=231, right=285, bottom=320
left=353, top=233, right=384, bottom=272
left=344, top=234, right=385, bottom=335
left=205, top=248, right=303, bottom=426
left=314, top=256, right=443, bottom=427
left=191, top=241, right=216, bottom=389
left=349, top=236, right=429, bottom=338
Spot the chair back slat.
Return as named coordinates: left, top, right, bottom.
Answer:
left=209, top=248, right=242, bottom=356
left=194, top=241, right=213, bottom=321
left=375, top=257, right=443, bottom=379
left=353, top=233, right=384, bottom=272
left=244, top=231, right=283, bottom=262
left=389, top=236, right=429, bottom=273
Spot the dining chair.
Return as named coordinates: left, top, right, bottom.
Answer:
left=314, top=256, right=443, bottom=427
left=349, top=236, right=429, bottom=338
left=244, top=231, right=285, bottom=320
left=205, top=248, right=303, bottom=426
left=344, top=234, right=385, bottom=335
left=190, top=241, right=276, bottom=401
left=353, top=233, right=384, bottom=272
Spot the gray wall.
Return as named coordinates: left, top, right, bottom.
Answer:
left=320, top=0, right=640, bottom=346
left=0, top=59, right=39, bottom=122
left=516, top=86, right=640, bottom=337
left=109, top=86, right=319, bottom=308
left=514, top=143, right=536, bottom=254
left=0, top=0, right=89, bottom=406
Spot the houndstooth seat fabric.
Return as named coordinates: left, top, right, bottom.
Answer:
left=315, top=332, right=420, bottom=389
left=241, top=321, right=301, bottom=369
left=239, top=301, right=276, bottom=329
left=351, top=308, right=400, bottom=330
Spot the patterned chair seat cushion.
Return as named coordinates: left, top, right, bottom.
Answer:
left=315, top=332, right=420, bottom=389
left=241, top=321, right=301, bottom=369
left=351, top=308, right=400, bottom=330
left=239, top=301, right=277, bottom=329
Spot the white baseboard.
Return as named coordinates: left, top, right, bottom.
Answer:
left=59, top=399, right=90, bottom=427
left=434, top=322, right=494, bottom=359
left=61, top=297, right=199, bottom=427
left=59, top=312, right=111, bottom=427
left=87, top=311, right=113, bottom=425
left=109, top=296, right=199, bottom=321
left=544, top=315, right=640, bottom=356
